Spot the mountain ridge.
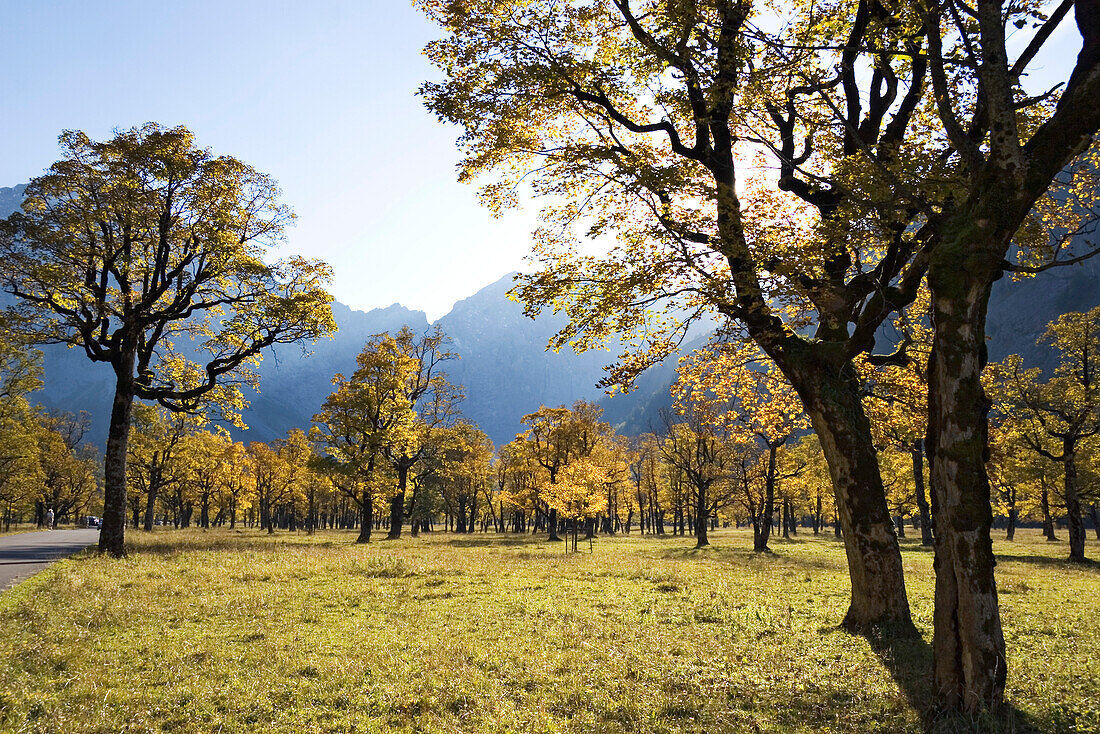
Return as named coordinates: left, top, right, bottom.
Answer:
left=3, top=183, right=1098, bottom=451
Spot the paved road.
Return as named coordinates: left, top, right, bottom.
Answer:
left=0, top=529, right=100, bottom=591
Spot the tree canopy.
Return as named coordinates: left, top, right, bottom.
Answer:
left=0, top=123, right=337, bottom=555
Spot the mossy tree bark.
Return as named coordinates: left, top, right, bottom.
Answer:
left=927, top=234, right=1006, bottom=709
left=921, top=0, right=1100, bottom=707
left=789, top=360, right=914, bottom=632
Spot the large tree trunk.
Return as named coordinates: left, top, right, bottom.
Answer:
left=927, top=242, right=1005, bottom=711
left=1063, top=442, right=1087, bottom=562
left=912, top=441, right=934, bottom=547
left=793, top=367, right=914, bottom=632
left=100, top=359, right=136, bottom=557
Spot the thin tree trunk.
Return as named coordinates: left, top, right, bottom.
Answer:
left=912, top=441, right=934, bottom=547
left=755, top=446, right=777, bottom=553
left=142, top=483, right=158, bottom=532
left=1041, top=480, right=1057, bottom=540
left=388, top=464, right=409, bottom=539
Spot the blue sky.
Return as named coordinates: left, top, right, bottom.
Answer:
left=0, top=0, right=535, bottom=320
left=1, top=1, right=1084, bottom=320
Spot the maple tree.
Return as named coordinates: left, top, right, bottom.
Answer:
left=419, top=0, right=935, bottom=631
left=438, top=422, right=495, bottom=533
left=182, top=429, right=245, bottom=530
left=781, top=434, right=835, bottom=536
left=988, top=306, right=1100, bottom=562
left=545, top=455, right=611, bottom=552
left=0, top=124, right=336, bottom=556
left=0, top=329, right=45, bottom=530
left=381, top=326, right=462, bottom=539
left=675, top=340, right=809, bottom=551
left=520, top=401, right=610, bottom=541
left=915, top=0, right=1100, bottom=704
left=245, top=431, right=315, bottom=535
left=627, top=434, right=667, bottom=535
left=126, top=403, right=200, bottom=531
left=858, top=296, right=934, bottom=547
left=216, top=440, right=254, bottom=530
left=420, top=0, right=1100, bottom=705
left=312, top=334, right=417, bottom=542
left=498, top=436, right=544, bottom=533
left=34, top=411, right=100, bottom=528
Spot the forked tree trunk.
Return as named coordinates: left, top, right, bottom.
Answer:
left=927, top=243, right=1005, bottom=711
left=388, top=464, right=409, bottom=539
left=695, top=484, right=709, bottom=548
left=793, top=366, right=914, bottom=632
left=100, top=356, right=136, bottom=557
left=1041, top=481, right=1057, bottom=540
left=357, top=488, right=373, bottom=544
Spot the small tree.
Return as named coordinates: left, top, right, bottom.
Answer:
left=0, top=124, right=336, bottom=555
left=521, top=401, right=610, bottom=541
left=674, top=341, right=809, bottom=551
left=312, top=334, right=417, bottom=542
left=382, top=326, right=461, bottom=539
left=544, top=455, right=609, bottom=552
left=127, top=404, right=201, bottom=531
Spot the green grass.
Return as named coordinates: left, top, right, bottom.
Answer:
left=0, top=524, right=39, bottom=536
left=0, top=528, right=1096, bottom=733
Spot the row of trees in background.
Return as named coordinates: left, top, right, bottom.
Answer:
left=114, top=303, right=1099, bottom=568
left=2, top=308, right=1094, bottom=560
left=0, top=337, right=101, bottom=529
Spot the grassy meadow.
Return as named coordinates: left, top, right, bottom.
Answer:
left=0, top=528, right=1096, bottom=734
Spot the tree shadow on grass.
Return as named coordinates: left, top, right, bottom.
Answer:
left=653, top=543, right=847, bottom=572
left=993, top=553, right=1099, bottom=571
left=443, top=534, right=557, bottom=548
left=121, top=530, right=330, bottom=557
left=866, top=629, right=1040, bottom=733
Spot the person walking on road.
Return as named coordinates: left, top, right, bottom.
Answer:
left=44, top=508, right=54, bottom=531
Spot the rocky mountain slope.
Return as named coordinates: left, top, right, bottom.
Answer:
left=2, top=184, right=1097, bottom=450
